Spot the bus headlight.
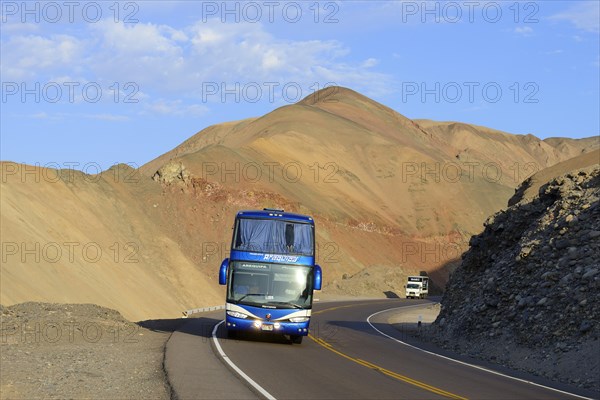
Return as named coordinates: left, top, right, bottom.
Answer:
left=289, top=317, right=309, bottom=323
left=227, top=311, right=249, bottom=319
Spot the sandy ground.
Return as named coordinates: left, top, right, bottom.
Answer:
left=0, top=303, right=178, bottom=400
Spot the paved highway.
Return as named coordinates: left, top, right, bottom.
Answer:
left=167, top=299, right=595, bottom=399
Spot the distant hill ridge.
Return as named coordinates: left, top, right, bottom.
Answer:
left=1, top=87, right=598, bottom=319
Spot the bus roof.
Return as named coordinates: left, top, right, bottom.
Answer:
left=236, top=210, right=314, bottom=224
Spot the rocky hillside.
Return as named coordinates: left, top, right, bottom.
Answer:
left=432, top=156, right=599, bottom=392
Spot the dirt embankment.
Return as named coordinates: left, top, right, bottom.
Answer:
left=1, top=302, right=176, bottom=400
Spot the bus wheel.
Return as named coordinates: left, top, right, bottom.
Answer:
left=290, top=335, right=303, bottom=344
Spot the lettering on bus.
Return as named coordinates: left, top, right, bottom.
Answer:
left=240, top=263, right=268, bottom=269
left=263, top=254, right=300, bottom=263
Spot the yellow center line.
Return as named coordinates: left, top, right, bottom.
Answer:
left=309, top=334, right=468, bottom=400
left=313, top=300, right=392, bottom=315
left=309, top=301, right=468, bottom=400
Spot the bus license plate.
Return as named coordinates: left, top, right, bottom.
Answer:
left=261, top=324, right=273, bottom=331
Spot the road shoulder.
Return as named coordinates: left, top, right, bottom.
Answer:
left=164, top=314, right=258, bottom=400
left=380, top=302, right=599, bottom=399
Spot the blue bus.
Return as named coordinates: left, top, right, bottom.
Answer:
left=219, top=209, right=322, bottom=344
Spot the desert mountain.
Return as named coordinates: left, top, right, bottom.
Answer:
left=140, top=87, right=596, bottom=288
left=143, top=88, right=595, bottom=235
left=0, top=164, right=223, bottom=320
left=1, top=87, right=597, bottom=319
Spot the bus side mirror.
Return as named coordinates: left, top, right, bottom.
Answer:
left=219, top=258, right=229, bottom=285
left=314, top=264, right=322, bottom=291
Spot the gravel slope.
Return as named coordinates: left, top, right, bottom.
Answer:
left=431, top=165, right=599, bottom=393
left=1, top=302, right=173, bottom=400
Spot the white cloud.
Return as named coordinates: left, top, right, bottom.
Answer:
left=26, top=112, right=129, bottom=121
left=85, top=114, right=130, bottom=121
left=161, top=26, right=189, bottom=42
left=145, top=99, right=209, bottom=117
left=514, top=26, right=533, bottom=36
left=361, top=58, right=379, bottom=68
left=91, top=20, right=183, bottom=58
left=0, top=22, right=40, bottom=34
left=87, top=19, right=390, bottom=99
left=261, top=49, right=282, bottom=70
left=2, top=18, right=394, bottom=114
left=549, top=1, right=600, bottom=33
left=1, top=34, right=85, bottom=79
left=191, top=27, right=223, bottom=46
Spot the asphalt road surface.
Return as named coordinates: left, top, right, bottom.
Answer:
left=167, top=299, right=595, bottom=400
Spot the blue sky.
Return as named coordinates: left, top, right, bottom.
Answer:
left=1, top=1, right=599, bottom=171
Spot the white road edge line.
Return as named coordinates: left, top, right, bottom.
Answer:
left=367, top=305, right=594, bottom=400
left=211, top=320, right=277, bottom=400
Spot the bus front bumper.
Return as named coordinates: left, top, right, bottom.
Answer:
left=225, top=316, right=310, bottom=336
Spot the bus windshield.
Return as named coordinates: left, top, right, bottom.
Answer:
left=227, top=261, right=313, bottom=309
left=232, top=218, right=314, bottom=256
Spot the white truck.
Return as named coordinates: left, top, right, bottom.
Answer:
left=405, top=276, right=429, bottom=299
